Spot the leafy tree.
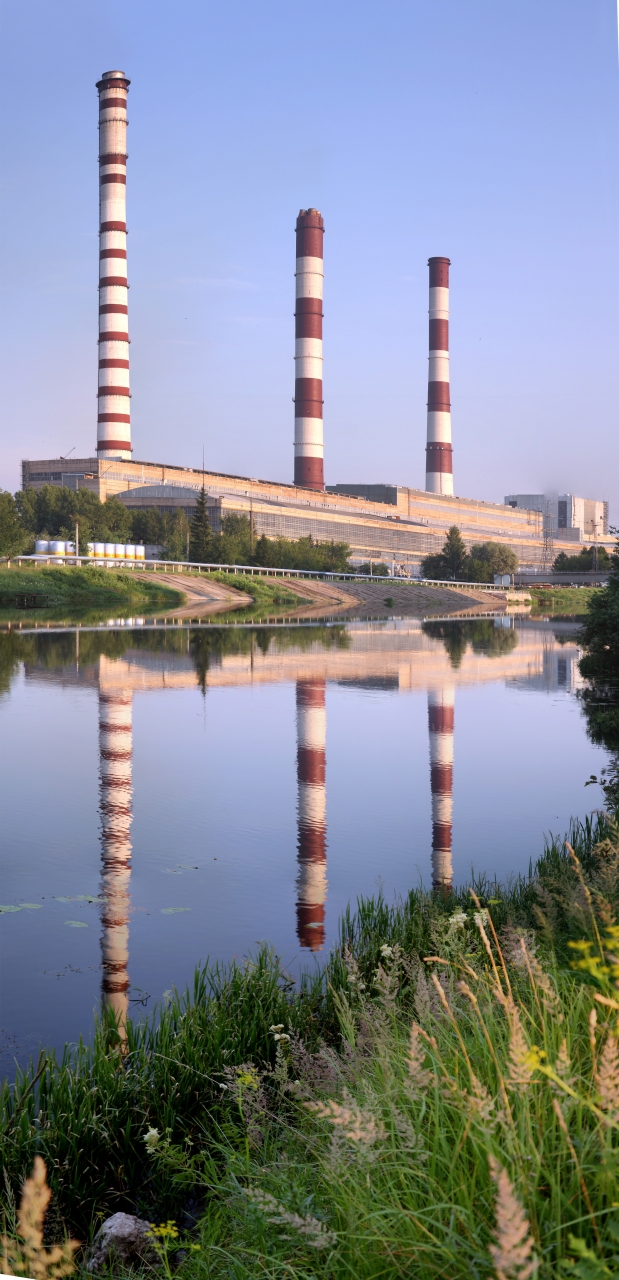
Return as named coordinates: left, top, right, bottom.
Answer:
left=0, top=491, right=29, bottom=556
left=14, top=488, right=38, bottom=533
left=467, top=541, right=518, bottom=582
left=162, top=510, right=190, bottom=561
left=130, top=507, right=166, bottom=546
left=188, top=488, right=213, bottom=563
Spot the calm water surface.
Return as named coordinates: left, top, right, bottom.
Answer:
left=0, top=614, right=609, bottom=1073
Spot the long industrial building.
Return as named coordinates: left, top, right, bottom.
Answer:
left=20, top=68, right=612, bottom=573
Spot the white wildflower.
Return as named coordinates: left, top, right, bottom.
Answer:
left=273, top=1033, right=290, bottom=1043
left=380, top=944, right=394, bottom=958
left=269, top=1024, right=284, bottom=1033
left=449, top=911, right=467, bottom=928
left=143, top=1127, right=160, bottom=1151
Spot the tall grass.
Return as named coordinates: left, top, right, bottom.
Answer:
left=1, top=810, right=617, bottom=1264
left=163, top=876, right=619, bottom=1278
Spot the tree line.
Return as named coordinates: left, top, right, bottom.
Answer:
left=420, top=525, right=519, bottom=582
left=0, top=485, right=351, bottom=573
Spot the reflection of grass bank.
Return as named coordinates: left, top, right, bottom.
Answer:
left=2, top=809, right=618, bottom=1277
left=0, top=566, right=183, bottom=611
left=530, top=585, right=602, bottom=616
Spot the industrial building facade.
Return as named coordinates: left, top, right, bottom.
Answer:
left=21, top=454, right=610, bottom=571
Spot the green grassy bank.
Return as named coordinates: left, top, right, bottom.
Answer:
left=530, top=585, right=602, bottom=616
left=2, top=809, right=618, bottom=1276
left=208, top=570, right=305, bottom=610
left=0, top=566, right=184, bottom=611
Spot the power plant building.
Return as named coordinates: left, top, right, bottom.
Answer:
left=19, top=69, right=613, bottom=573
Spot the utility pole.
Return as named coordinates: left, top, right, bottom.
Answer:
left=74, top=519, right=79, bottom=565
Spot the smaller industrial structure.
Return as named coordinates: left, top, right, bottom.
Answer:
left=505, top=494, right=609, bottom=543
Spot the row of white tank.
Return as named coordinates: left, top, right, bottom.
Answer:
left=34, top=540, right=147, bottom=561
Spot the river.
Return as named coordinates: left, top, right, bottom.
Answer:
left=0, top=611, right=609, bottom=1074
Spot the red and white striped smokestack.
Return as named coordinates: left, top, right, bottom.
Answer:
left=425, top=257, right=453, bottom=496
left=98, top=687, right=132, bottom=1038
left=428, top=688, right=454, bottom=891
left=96, top=70, right=132, bottom=460
left=294, top=209, right=324, bottom=490
left=296, top=680, right=327, bottom=949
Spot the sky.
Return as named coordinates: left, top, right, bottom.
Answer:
left=1, top=0, right=618, bottom=516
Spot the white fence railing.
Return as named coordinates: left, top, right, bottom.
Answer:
left=8, top=554, right=518, bottom=593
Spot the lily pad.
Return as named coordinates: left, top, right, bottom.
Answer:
left=20, top=904, right=43, bottom=910
left=56, top=895, right=105, bottom=903
left=0, top=905, right=23, bottom=913
left=161, top=908, right=190, bottom=914
left=65, top=920, right=89, bottom=928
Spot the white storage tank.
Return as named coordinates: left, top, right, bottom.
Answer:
left=114, top=544, right=126, bottom=560
left=134, top=545, right=146, bottom=562
left=87, top=543, right=95, bottom=558
left=65, top=541, right=75, bottom=556
left=49, top=540, right=65, bottom=558
left=124, top=545, right=136, bottom=560
left=104, top=543, right=116, bottom=559
left=94, top=543, right=105, bottom=559
left=35, top=540, right=49, bottom=555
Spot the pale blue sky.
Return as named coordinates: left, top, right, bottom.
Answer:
left=1, top=0, right=618, bottom=515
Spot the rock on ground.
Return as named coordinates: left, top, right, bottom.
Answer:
left=85, top=1212, right=159, bottom=1273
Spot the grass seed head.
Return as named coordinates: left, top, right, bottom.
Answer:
left=488, top=1155, right=538, bottom=1280
left=0, top=1157, right=79, bottom=1280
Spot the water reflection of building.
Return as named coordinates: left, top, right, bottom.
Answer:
left=98, top=687, right=133, bottom=1037
left=295, top=680, right=327, bottom=950
left=428, top=688, right=454, bottom=891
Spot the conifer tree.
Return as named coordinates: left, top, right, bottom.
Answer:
left=188, top=488, right=213, bottom=564
left=440, top=526, right=469, bottom=579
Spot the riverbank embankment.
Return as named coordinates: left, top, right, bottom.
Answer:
left=0, top=566, right=184, bottom=612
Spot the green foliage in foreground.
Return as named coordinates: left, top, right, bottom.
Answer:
left=578, top=532, right=619, bottom=759
left=0, top=566, right=183, bottom=609
left=2, top=811, right=619, bottom=1271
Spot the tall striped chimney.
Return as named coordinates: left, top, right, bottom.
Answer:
left=428, top=688, right=454, bottom=891
left=294, top=209, right=324, bottom=490
left=295, top=680, right=328, bottom=949
left=425, top=256, right=453, bottom=495
left=96, top=70, right=132, bottom=460
left=98, top=687, right=133, bottom=1039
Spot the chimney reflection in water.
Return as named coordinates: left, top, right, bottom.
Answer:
left=98, top=688, right=132, bottom=1037
left=428, top=689, right=455, bottom=891
left=295, top=680, right=328, bottom=950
